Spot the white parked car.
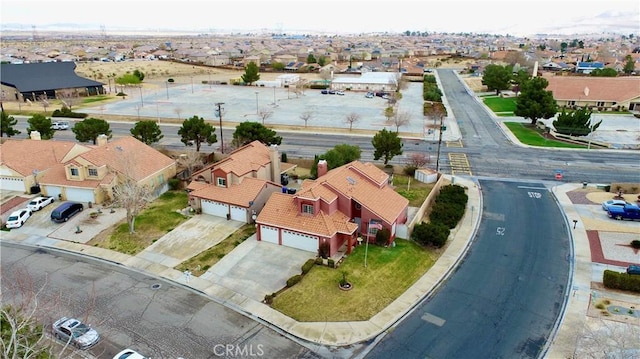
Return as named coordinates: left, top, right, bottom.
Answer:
left=27, top=196, right=55, bottom=211
left=52, top=121, right=70, bottom=130
left=5, top=208, right=31, bottom=228
left=113, top=349, right=148, bottom=359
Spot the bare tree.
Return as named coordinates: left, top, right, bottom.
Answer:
left=176, top=150, right=204, bottom=182
left=574, top=318, right=640, bottom=359
left=408, top=152, right=430, bottom=167
left=58, top=91, right=80, bottom=110
left=112, top=152, right=156, bottom=234
left=257, top=108, right=273, bottom=125
left=174, top=107, right=182, bottom=120
left=299, top=111, right=313, bottom=128
left=345, top=112, right=360, bottom=131
left=424, top=101, right=446, bottom=126
left=388, top=110, right=411, bottom=133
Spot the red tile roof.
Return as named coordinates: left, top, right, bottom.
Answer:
left=544, top=76, right=640, bottom=103
left=190, top=177, right=274, bottom=207
left=0, top=139, right=90, bottom=176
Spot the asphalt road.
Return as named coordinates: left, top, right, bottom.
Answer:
left=364, top=179, right=572, bottom=359
left=0, top=242, right=319, bottom=359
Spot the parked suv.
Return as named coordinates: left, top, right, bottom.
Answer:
left=51, top=202, right=84, bottom=222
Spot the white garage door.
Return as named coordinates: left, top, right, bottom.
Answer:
left=260, top=225, right=279, bottom=244
left=66, top=187, right=95, bottom=203
left=45, top=186, right=62, bottom=199
left=281, top=230, right=318, bottom=253
left=230, top=205, right=247, bottom=222
left=0, top=177, right=24, bottom=192
left=202, top=199, right=228, bottom=218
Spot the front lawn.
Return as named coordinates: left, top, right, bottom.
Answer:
left=504, top=122, right=586, bottom=148
left=483, top=96, right=516, bottom=114
left=393, top=174, right=434, bottom=207
left=271, top=239, right=437, bottom=322
left=88, top=191, right=189, bottom=255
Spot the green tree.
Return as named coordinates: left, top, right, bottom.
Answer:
left=623, top=55, right=635, bottom=74
left=317, top=56, right=327, bottom=67
left=26, top=114, right=54, bottom=140
left=552, top=107, right=601, bottom=136
left=178, top=115, right=217, bottom=152
left=512, top=69, right=530, bottom=95
left=310, top=144, right=361, bottom=178
left=241, top=61, right=260, bottom=85
left=130, top=120, right=164, bottom=145
left=133, top=69, right=145, bottom=81
left=232, top=121, right=282, bottom=147
left=306, top=53, right=317, bottom=64
left=372, top=128, right=403, bottom=165
left=1, top=110, right=21, bottom=137
left=384, top=106, right=395, bottom=123
left=271, top=62, right=285, bottom=71
left=72, top=117, right=112, bottom=144
left=115, top=73, right=141, bottom=86
left=482, top=64, right=512, bottom=95
left=514, top=77, right=558, bottom=126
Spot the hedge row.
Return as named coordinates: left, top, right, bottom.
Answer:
left=52, top=106, right=87, bottom=118
left=423, top=74, right=442, bottom=102
left=412, top=184, right=468, bottom=248
left=603, top=270, right=640, bottom=293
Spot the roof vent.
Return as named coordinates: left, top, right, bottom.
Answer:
left=346, top=176, right=356, bottom=185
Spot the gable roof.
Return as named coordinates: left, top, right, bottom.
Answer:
left=0, top=139, right=91, bottom=176
left=545, top=76, right=640, bottom=103
left=190, top=177, right=273, bottom=207
left=193, top=140, right=272, bottom=178
left=0, top=62, right=104, bottom=93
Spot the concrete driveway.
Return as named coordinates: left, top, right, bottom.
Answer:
left=201, top=237, right=315, bottom=302
left=135, top=215, right=243, bottom=268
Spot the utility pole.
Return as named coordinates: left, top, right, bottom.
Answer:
left=215, top=102, right=225, bottom=153
left=435, top=115, right=446, bottom=172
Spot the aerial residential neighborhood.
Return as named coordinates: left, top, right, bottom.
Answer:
left=1, top=12, right=640, bottom=359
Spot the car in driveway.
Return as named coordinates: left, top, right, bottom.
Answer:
left=27, top=196, right=55, bottom=211
left=50, top=201, right=84, bottom=223
left=113, top=348, right=148, bottom=359
left=5, top=208, right=31, bottom=228
left=602, top=199, right=631, bottom=211
left=52, top=317, right=100, bottom=349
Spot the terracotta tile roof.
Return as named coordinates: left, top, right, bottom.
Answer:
left=39, top=163, right=116, bottom=188
left=315, top=161, right=408, bottom=225
left=544, top=76, right=640, bottom=103
left=257, top=192, right=358, bottom=237
left=214, top=140, right=272, bottom=177
left=187, top=181, right=209, bottom=191
left=190, top=177, right=272, bottom=207
left=0, top=139, right=90, bottom=176
left=78, top=137, right=175, bottom=181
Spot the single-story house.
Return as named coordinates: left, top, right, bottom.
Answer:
left=0, top=135, right=176, bottom=204
left=331, top=72, right=402, bottom=92
left=255, top=160, right=409, bottom=257
left=188, top=141, right=295, bottom=223
left=0, top=62, right=105, bottom=102
left=544, top=75, right=640, bottom=111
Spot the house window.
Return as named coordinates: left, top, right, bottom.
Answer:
left=216, top=177, right=226, bottom=187
left=596, top=101, right=605, bottom=107
left=70, top=168, right=79, bottom=176
left=354, top=203, right=361, bottom=210
left=567, top=101, right=576, bottom=106
left=88, top=168, right=98, bottom=177
left=157, top=174, right=164, bottom=184
left=302, top=204, right=314, bottom=214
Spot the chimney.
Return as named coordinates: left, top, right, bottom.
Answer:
left=96, top=134, right=108, bottom=146
left=317, top=159, right=328, bottom=177
left=269, top=144, right=281, bottom=183
left=29, top=131, right=41, bottom=140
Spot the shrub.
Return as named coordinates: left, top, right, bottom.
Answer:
left=603, top=270, right=640, bottom=293
left=281, top=152, right=288, bottom=163
left=301, top=259, right=315, bottom=274
left=52, top=106, right=87, bottom=118
left=168, top=178, right=181, bottom=190
left=264, top=294, right=274, bottom=304
left=412, top=221, right=450, bottom=248
left=315, top=257, right=323, bottom=265
left=403, top=165, right=418, bottom=176
left=375, top=228, right=391, bottom=246
left=327, top=258, right=335, bottom=268
left=631, top=240, right=640, bottom=249
left=286, top=274, right=302, bottom=287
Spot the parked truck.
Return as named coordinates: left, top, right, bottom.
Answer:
left=607, top=204, right=640, bottom=221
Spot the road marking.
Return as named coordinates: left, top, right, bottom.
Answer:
left=446, top=140, right=463, bottom=148
left=517, top=186, right=547, bottom=190
left=421, top=312, right=446, bottom=327
left=496, top=227, right=505, bottom=235
left=448, top=153, right=472, bottom=176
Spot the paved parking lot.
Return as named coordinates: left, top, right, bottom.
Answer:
left=82, top=81, right=429, bottom=134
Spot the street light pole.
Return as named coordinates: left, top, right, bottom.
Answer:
left=215, top=102, right=225, bottom=153
left=165, top=81, right=169, bottom=99
left=435, top=115, right=444, bottom=172
left=191, top=76, right=194, bottom=94
left=139, top=86, right=143, bottom=107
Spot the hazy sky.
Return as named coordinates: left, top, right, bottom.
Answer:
left=2, top=0, right=639, bottom=35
